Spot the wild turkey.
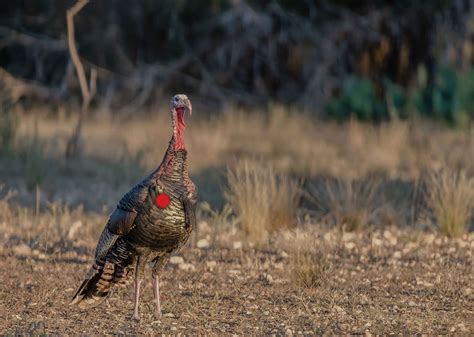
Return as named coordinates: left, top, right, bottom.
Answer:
left=71, top=94, right=197, bottom=320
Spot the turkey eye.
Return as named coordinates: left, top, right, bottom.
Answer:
left=155, top=193, right=171, bottom=208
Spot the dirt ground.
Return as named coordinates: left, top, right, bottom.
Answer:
left=1, top=227, right=472, bottom=335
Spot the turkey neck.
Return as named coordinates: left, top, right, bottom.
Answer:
left=151, top=136, right=189, bottom=184
left=173, top=111, right=186, bottom=151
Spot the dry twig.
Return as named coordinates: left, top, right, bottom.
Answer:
left=65, top=0, right=96, bottom=158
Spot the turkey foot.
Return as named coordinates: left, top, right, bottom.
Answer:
left=152, top=274, right=162, bottom=318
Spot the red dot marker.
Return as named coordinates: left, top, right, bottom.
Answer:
left=155, top=193, right=171, bottom=208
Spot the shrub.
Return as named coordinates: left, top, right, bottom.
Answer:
left=280, top=230, right=332, bottom=288
left=412, top=66, right=474, bottom=127
left=424, top=168, right=474, bottom=238
left=226, top=160, right=301, bottom=243
left=307, top=176, right=383, bottom=231
left=326, top=77, right=388, bottom=122
left=327, top=66, right=474, bottom=126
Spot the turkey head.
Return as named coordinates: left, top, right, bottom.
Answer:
left=170, top=94, right=192, bottom=151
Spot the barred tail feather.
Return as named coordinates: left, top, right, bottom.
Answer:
left=70, top=239, right=135, bottom=308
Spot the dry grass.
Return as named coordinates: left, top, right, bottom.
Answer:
left=279, top=230, right=333, bottom=288
left=346, top=120, right=412, bottom=177
left=424, top=168, right=474, bottom=237
left=199, top=202, right=237, bottom=245
left=2, top=111, right=474, bottom=234
left=226, top=160, right=302, bottom=242
left=307, top=176, right=385, bottom=231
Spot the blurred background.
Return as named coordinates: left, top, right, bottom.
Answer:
left=1, top=0, right=474, bottom=122
left=0, top=0, right=473, bottom=238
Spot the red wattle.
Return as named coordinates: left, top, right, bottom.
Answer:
left=155, top=193, right=171, bottom=208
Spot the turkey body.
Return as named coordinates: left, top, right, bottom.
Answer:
left=71, top=95, right=197, bottom=319
left=127, top=150, right=194, bottom=252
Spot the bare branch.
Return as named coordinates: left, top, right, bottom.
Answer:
left=65, top=0, right=93, bottom=158
left=66, top=0, right=93, bottom=111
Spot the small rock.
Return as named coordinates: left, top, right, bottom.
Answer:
left=274, top=262, right=284, bottom=270
left=456, top=239, right=467, bottom=248
left=393, top=251, right=402, bottom=259
left=423, top=233, right=435, bottom=245
left=334, top=305, right=345, bottom=313
left=197, top=239, right=210, bottom=248
left=403, top=242, right=418, bottom=254
left=359, top=294, right=369, bottom=305
left=285, top=328, right=293, bottom=335
left=388, top=237, right=397, bottom=246
left=206, top=261, right=217, bottom=270
left=462, top=288, right=471, bottom=296
left=383, top=230, right=392, bottom=240
left=457, top=323, right=468, bottom=332
left=170, top=326, right=177, bottom=331
left=408, top=301, right=416, bottom=307
left=169, top=256, right=184, bottom=265
left=342, top=232, right=355, bottom=242
left=163, top=313, right=175, bottom=318
left=280, top=250, right=289, bottom=258
left=323, top=232, right=333, bottom=242
left=344, top=242, right=356, bottom=250
left=233, top=241, right=242, bottom=249
left=13, top=244, right=32, bottom=257
left=260, top=273, right=274, bottom=285
left=178, top=263, right=195, bottom=272
left=372, top=237, right=383, bottom=247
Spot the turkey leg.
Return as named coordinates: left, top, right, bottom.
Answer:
left=132, top=278, right=143, bottom=320
left=152, top=274, right=162, bottom=318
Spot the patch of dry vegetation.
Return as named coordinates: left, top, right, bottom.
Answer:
left=279, top=230, right=333, bottom=288
left=424, top=168, right=474, bottom=237
left=306, top=176, right=386, bottom=231
left=226, top=160, right=301, bottom=242
left=0, top=185, right=103, bottom=250
left=345, top=120, right=412, bottom=177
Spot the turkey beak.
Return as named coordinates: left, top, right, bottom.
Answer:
left=187, top=100, right=192, bottom=116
